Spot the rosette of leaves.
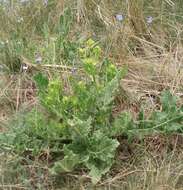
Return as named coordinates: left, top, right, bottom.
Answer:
left=51, top=117, right=119, bottom=184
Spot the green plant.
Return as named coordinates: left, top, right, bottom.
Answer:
left=0, top=39, right=127, bottom=184
left=34, top=39, right=127, bottom=183
left=1, top=39, right=182, bottom=182
left=112, top=91, right=183, bottom=139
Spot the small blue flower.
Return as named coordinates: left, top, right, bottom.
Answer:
left=116, top=14, right=124, bottom=22
left=146, top=16, right=153, bottom=24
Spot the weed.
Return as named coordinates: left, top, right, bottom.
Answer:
left=112, top=91, right=183, bottom=139
left=0, top=38, right=127, bottom=184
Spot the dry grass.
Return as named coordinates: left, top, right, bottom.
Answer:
left=72, top=0, right=183, bottom=119
left=0, top=74, right=36, bottom=131
left=0, top=0, right=183, bottom=189
left=1, top=137, right=183, bottom=190
left=73, top=0, right=183, bottom=97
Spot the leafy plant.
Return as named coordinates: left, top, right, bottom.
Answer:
left=0, top=39, right=127, bottom=184
left=112, top=91, right=183, bottom=138
left=33, top=40, right=126, bottom=182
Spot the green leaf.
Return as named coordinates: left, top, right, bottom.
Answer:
left=165, top=123, right=183, bottom=133
left=34, top=73, right=48, bottom=91
left=88, top=166, right=103, bottom=184
left=112, top=112, right=135, bottom=136
left=51, top=146, right=82, bottom=174
left=98, top=70, right=122, bottom=110
left=89, top=132, right=119, bottom=161
left=138, top=109, right=146, bottom=128
left=52, top=131, right=119, bottom=184
left=86, top=132, right=119, bottom=184
left=58, top=8, right=72, bottom=37
left=67, top=117, right=92, bottom=138
left=160, top=91, right=177, bottom=113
